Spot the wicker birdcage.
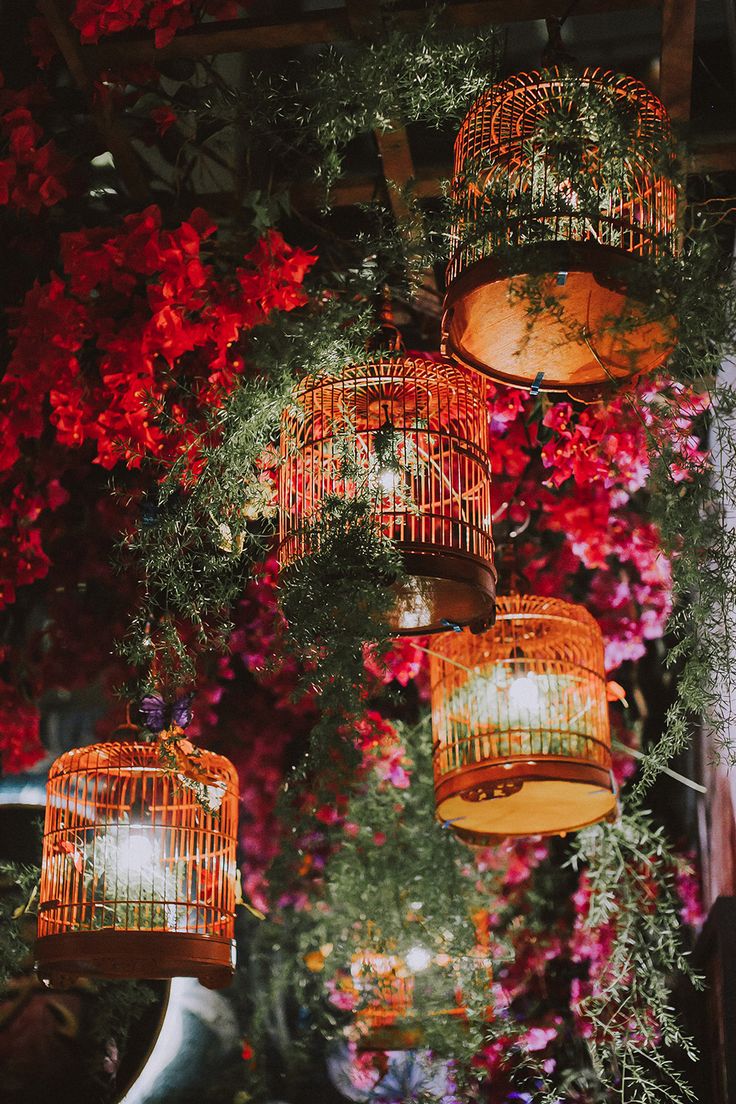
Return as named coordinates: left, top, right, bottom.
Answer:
left=350, top=947, right=478, bottom=1051
left=351, top=952, right=421, bottom=1050
left=430, top=595, right=616, bottom=838
left=279, top=355, right=496, bottom=634
left=36, top=742, right=239, bottom=989
left=443, top=68, right=677, bottom=399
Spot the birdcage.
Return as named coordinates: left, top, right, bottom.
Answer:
left=279, top=355, right=496, bottom=634
left=351, top=951, right=420, bottom=1049
left=443, top=68, right=677, bottom=399
left=36, top=742, right=239, bottom=988
left=431, top=595, right=616, bottom=838
left=350, top=946, right=479, bottom=1051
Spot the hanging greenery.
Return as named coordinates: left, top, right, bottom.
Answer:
left=178, top=12, right=501, bottom=194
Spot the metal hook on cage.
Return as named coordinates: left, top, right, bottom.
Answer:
left=542, top=13, right=577, bottom=68
left=376, top=286, right=405, bottom=353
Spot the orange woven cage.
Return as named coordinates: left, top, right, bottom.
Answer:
left=36, top=742, right=239, bottom=989
left=430, top=595, right=616, bottom=839
left=351, top=952, right=419, bottom=1049
left=350, top=948, right=480, bottom=1051
left=443, top=68, right=677, bottom=399
left=279, top=355, right=496, bottom=635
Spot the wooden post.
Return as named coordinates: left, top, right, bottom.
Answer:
left=37, top=0, right=150, bottom=205
left=659, top=0, right=697, bottom=124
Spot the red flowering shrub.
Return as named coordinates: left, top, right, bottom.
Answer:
left=0, top=673, right=45, bottom=773
left=487, top=378, right=708, bottom=670
left=70, top=0, right=248, bottom=49
left=0, top=209, right=314, bottom=613
left=0, top=75, right=69, bottom=213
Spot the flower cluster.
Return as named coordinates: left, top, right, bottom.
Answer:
left=70, top=0, right=248, bottom=50
left=0, top=210, right=313, bottom=611
left=0, top=673, right=45, bottom=773
left=0, top=75, right=69, bottom=213
left=4, top=209, right=313, bottom=474
left=488, top=378, right=708, bottom=670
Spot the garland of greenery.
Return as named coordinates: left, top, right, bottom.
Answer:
left=179, top=11, right=500, bottom=196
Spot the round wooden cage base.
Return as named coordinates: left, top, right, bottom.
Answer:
left=389, top=549, right=496, bottom=636
left=35, top=930, right=236, bottom=990
left=442, top=243, right=675, bottom=400
left=355, top=1006, right=466, bottom=1052
left=355, top=1021, right=424, bottom=1052
left=435, top=757, right=616, bottom=838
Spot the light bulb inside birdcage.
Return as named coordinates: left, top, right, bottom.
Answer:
left=405, top=945, right=432, bottom=973
left=443, top=68, right=677, bottom=399
left=507, top=671, right=541, bottom=716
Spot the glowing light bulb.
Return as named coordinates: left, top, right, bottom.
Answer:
left=377, top=466, right=401, bottom=495
left=405, top=945, right=432, bottom=973
left=508, top=673, right=541, bottom=714
left=123, top=832, right=155, bottom=871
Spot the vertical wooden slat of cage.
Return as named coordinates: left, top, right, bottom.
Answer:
left=225, top=763, right=237, bottom=936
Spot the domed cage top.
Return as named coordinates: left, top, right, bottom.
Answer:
left=443, top=68, right=677, bottom=396
left=279, top=355, right=496, bottom=635
left=430, top=595, right=616, bottom=838
left=36, top=742, right=239, bottom=989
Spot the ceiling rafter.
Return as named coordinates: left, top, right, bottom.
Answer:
left=82, top=0, right=660, bottom=67
left=46, top=0, right=736, bottom=225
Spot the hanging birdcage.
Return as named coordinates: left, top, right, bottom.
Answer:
left=431, top=595, right=616, bottom=838
left=348, top=944, right=483, bottom=1051
left=279, top=355, right=496, bottom=634
left=443, top=68, right=677, bottom=399
left=36, top=742, right=239, bottom=989
left=350, top=951, right=421, bottom=1050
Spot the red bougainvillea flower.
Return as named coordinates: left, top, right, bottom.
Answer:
left=0, top=74, right=69, bottom=213
left=485, top=376, right=707, bottom=672
left=0, top=674, right=45, bottom=773
left=0, top=210, right=314, bottom=612
left=69, top=0, right=246, bottom=48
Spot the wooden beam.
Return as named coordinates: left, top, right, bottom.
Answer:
left=686, top=137, right=736, bottom=174
left=287, top=163, right=444, bottom=209
left=659, top=0, right=697, bottom=123
left=375, top=124, right=418, bottom=224
left=82, top=0, right=659, bottom=68
left=83, top=10, right=352, bottom=68
left=37, top=0, right=149, bottom=205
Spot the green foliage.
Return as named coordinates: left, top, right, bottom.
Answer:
left=193, top=13, right=500, bottom=193
left=254, top=721, right=511, bottom=1082
left=0, top=861, right=39, bottom=985
left=121, top=296, right=377, bottom=691
left=280, top=494, right=403, bottom=752
left=571, top=809, right=700, bottom=1103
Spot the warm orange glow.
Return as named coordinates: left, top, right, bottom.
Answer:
left=350, top=947, right=475, bottom=1050
left=279, top=355, right=496, bottom=634
left=443, top=68, right=677, bottom=396
left=431, top=595, right=616, bottom=838
left=36, top=742, right=239, bottom=988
